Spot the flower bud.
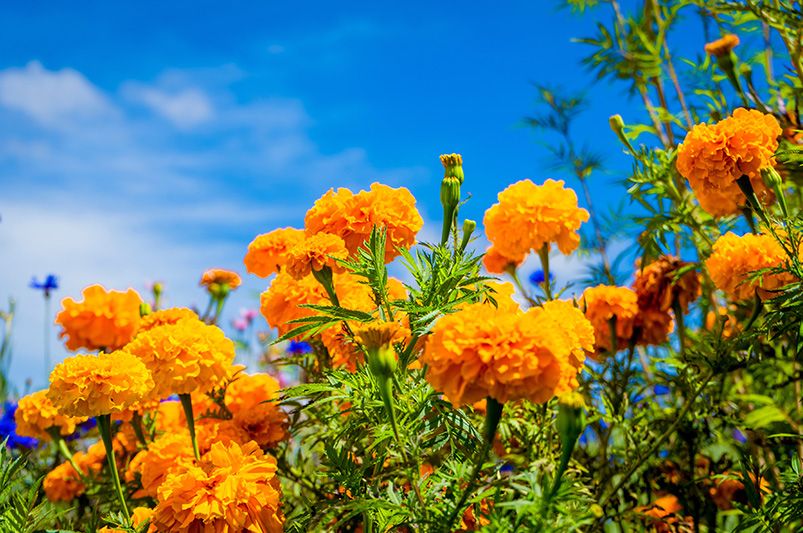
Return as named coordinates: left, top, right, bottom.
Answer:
left=556, top=391, right=587, bottom=448
left=139, top=302, right=152, bottom=317
left=459, top=219, right=476, bottom=253
left=762, top=166, right=788, bottom=217
left=609, top=114, right=635, bottom=153
left=440, top=153, right=464, bottom=184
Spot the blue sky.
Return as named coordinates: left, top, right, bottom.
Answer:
left=0, top=1, right=716, bottom=388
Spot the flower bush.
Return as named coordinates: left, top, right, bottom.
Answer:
left=4, top=2, right=803, bottom=532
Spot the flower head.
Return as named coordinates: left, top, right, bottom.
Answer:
left=126, top=317, right=235, bottom=397
left=633, top=256, right=701, bottom=314
left=152, top=441, right=284, bottom=533
left=285, top=233, right=349, bottom=280
left=126, top=432, right=195, bottom=498
left=677, top=108, right=782, bottom=216
left=260, top=272, right=330, bottom=337
left=43, top=445, right=106, bottom=502
left=30, top=274, right=58, bottom=296
left=484, top=179, right=589, bottom=259
left=704, top=34, right=739, bottom=57
left=55, top=285, right=142, bottom=351
left=705, top=232, right=795, bottom=301
left=581, top=285, right=639, bottom=353
left=48, top=350, right=154, bottom=418
left=244, top=227, right=306, bottom=278
left=421, top=302, right=569, bottom=406
left=200, top=268, right=242, bottom=290
left=304, top=183, right=424, bottom=263
left=482, top=246, right=525, bottom=274
left=138, top=307, right=198, bottom=332
left=224, top=373, right=289, bottom=448
left=15, top=390, right=86, bottom=440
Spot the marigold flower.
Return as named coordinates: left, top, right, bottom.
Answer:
left=485, top=281, right=521, bottom=313
left=633, top=256, right=701, bottom=314
left=195, top=418, right=251, bottom=452
left=704, top=34, right=739, bottom=57
left=48, top=351, right=154, bottom=418
left=705, top=232, right=795, bottom=301
left=200, top=268, right=242, bottom=289
left=285, top=233, right=349, bottom=280
left=224, top=373, right=289, bottom=448
left=304, top=183, right=424, bottom=263
left=152, top=441, right=284, bottom=532
left=634, top=494, right=689, bottom=532
left=43, top=446, right=105, bottom=502
left=635, top=308, right=675, bottom=347
left=709, top=471, right=770, bottom=510
left=483, top=179, right=589, bottom=259
left=421, top=303, right=569, bottom=406
left=529, top=300, right=595, bottom=394
left=55, top=285, right=142, bottom=351
left=677, top=108, right=782, bottom=216
left=126, top=317, right=235, bottom=397
left=138, top=307, right=198, bottom=332
left=482, top=246, right=525, bottom=274
left=260, top=272, right=330, bottom=337
left=126, top=433, right=195, bottom=498
left=244, top=227, right=305, bottom=277
left=581, top=285, right=639, bottom=353
left=14, top=389, right=87, bottom=440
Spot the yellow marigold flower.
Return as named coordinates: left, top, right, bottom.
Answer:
left=200, top=268, right=242, bottom=289
left=529, top=300, right=595, bottom=394
left=484, top=179, right=589, bottom=259
left=126, top=317, right=235, bottom=397
left=421, top=303, right=567, bottom=406
left=224, top=373, right=289, bottom=448
left=705, top=232, right=795, bottom=301
left=195, top=418, right=251, bottom=452
left=138, top=307, right=198, bottom=332
left=48, top=350, right=154, bottom=418
left=15, top=389, right=87, bottom=440
left=98, top=507, right=154, bottom=533
left=285, top=233, right=349, bottom=280
left=152, top=441, right=284, bottom=533
left=126, top=433, right=195, bottom=499
left=482, top=246, right=525, bottom=274
left=633, top=256, right=701, bottom=313
left=484, top=281, right=521, bottom=313
left=704, top=34, right=739, bottom=57
left=55, top=285, right=142, bottom=351
left=581, top=285, right=639, bottom=354
left=388, top=277, right=408, bottom=300
left=304, top=183, right=424, bottom=263
left=677, top=108, right=782, bottom=216
left=244, top=227, right=305, bottom=277
left=154, top=400, right=186, bottom=434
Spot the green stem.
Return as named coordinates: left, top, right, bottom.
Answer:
left=179, top=394, right=200, bottom=460
left=97, top=414, right=130, bottom=521
left=131, top=412, right=148, bottom=447
left=672, top=298, right=686, bottom=356
left=444, top=398, right=503, bottom=531
left=312, top=267, right=340, bottom=306
left=537, top=245, right=553, bottom=300
left=211, top=296, right=227, bottom=325
left=49, top=430, right=87, bottom=482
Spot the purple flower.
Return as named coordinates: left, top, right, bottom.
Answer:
left=733, top=429, right=747, bottom=444
left=528, top=270, right=554, bottom=285
left=29, top=274, right=59, bottom=297
left=0, top=403, right=37, bottom=449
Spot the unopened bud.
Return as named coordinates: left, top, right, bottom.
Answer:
left=459, top=219, right=476, bottom=253
left=139, top=303, right=152, bottom=317
left=440, top=153, right=464, bottom=184
left=609, top=114, right=635, bottom=154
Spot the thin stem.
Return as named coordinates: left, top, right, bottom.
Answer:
left=97, top=414, right=130, bottom=521
left=131, top=412, right=148, bottom=447
left=43, top=293, right=51, bottom=381
left=672, top=298, right=686, bottom=356
left=599, top=371, right=714, bottom=508
left=49, top=430, right=88, bottom=482
left=179, top=394, right=200, bottom=460
left=537, top=245, right=553, bottom=301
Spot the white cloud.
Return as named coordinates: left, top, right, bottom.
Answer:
left=126, top=85, right=214, bottom=128
left=0, top=61, right=115, bottom=127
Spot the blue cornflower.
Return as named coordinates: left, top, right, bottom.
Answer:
left=288, top=340, right=313, bottom=355
left=733, top=429, right=747, bottom=444
left=30, top=274, right=59, bottom=296
left=528, top=269, right=554, bottom=285
left=654, top=384, right=671, bottom=395
left=0, top=402, right=38, bottom=449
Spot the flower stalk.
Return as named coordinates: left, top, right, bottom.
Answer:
left=97, top=414, right=130, bottom=521
left=179, top=393, right=200, bottom=461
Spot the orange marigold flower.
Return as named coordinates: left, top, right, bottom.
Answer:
left=285, top=233, right=349, bottom=280
left=224, top=373, right=289, bottom=448
left=244, top=227, right=305, bottom=277
left=43, top=446, right=105, bottom=502
left=485, top=281, right=521, bottom=313
left=635, top=308, right=675, bottom=347
left=138, top=307, right=198, bottom=332
left=581, top=285, right=639, bottom=354
left=709, top=471, right=770, bottom=510
left=705, top=232, right=795, bottom=301
left=421, top=303, right=567, bottom=406
left=126, top=317, right=235, bottom=397
left=260, top=272, right=330, bottom=337
left=704, top=34, right=739, bottom=57
left=634, top=494, right=690, bottom=532
left=48, top=350, right=154, bottom=418
left=154, top=400, right=187, bottom=434
left=633, top=256, right=701, bottom=313
left=483, top=179, right=589, bottom=259
left=304, top=183, right=424, bottom=263
left=200, top=268, right=242, bottom=289
left=482, top=245, right=525, bottom=274
left=195, top=418, right=251, bottom=452
left=15, top=389, right=87, bottom=440
left=126, top=433, right=195, bottom=498
left=55, top=285, right=142, bottom=351
left=387, top=277, right=408, bottom=300
left=529, top=300, right=595, bottom=394
left=677, top=108, right=782, bottom=216
left=152, top=441, right=284, bottom=533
